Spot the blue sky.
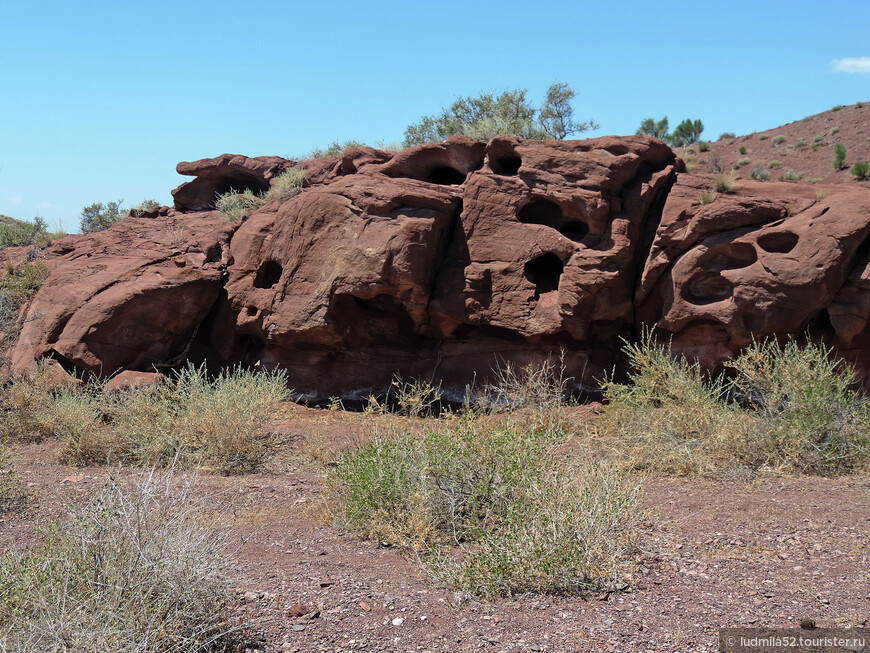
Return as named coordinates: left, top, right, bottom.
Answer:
left=2, top=0, right=869, bottom=232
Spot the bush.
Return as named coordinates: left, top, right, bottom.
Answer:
left=830, top=126, right=840, bottom=136
left=834, top=143, right=847, bottom=170
left=595, top=335, right=870, bottom=476
left=720, top=132, right=736, bottom=140
left=735, top=157, right=751, bottom=168
left=795, top=137, right=807, bottom=147
left=0, top=216, right=51, bottom=249
left=771, top=135, right=787, bottom=145
left=750, top=163, right=770, bottom=181
left=697, top=140, right=709, bottom=152
left=713, top=173, right=736, bottom=193
left=305, top=140, right=368, bottom=159
left=264, top=167, right=304, bottom=203
left=0, top=260, right=49, bottom=357
left=768, top=159, right=782, bottom=169
left=699, top=188, right=718, bottom=204
left=813, top=134, right=824, bottom=143
left=0, top=469, right=238, bottom=651
left=851, top=161, right=869, bottom=180
left=779, top=169, right=804, bottom=181
left=759, top=134, right=769, bottom=140
left=80, top=200, right=124, bottom=233
left=1, top=364, right=289, bottom=473
left=215, top=189, right=263, bottom=222
left=328, top=413, right=642, bottom=598
left=404, top=82, right=596, bottom=146
left=832, top=104, right=844, bottom=112
left=738, top=145, right=747, bottom=155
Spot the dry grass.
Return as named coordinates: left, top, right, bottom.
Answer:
left=264, top=167, right=304, bottom=203
left=1, top=364, right=290, bottom=473
left=0, top=439, right=27, bottom=514
left=214, top=189, right=263, bottom=222
left=594, top=333, right=870, bottom=476
left=328, top=409, right=643, bottom=599
left=0, top=468, right=239, bottom=652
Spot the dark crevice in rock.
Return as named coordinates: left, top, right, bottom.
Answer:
left=253, top=260, right=283, bottom=289
left=524, top=253, right=564, bottom=298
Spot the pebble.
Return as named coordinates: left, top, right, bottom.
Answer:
left=391, top=617, right=404, bottom=626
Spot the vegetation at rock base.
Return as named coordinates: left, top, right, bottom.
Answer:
left=403, top=82, right=597, bottom=146
left=594, top=334, right=870, bottom=476
left=0, top=215, right=65, bottom=249
left=0, top=363, right=289, bottom=473
left=0, top=468, right=239, bottom=652
left=0, top=256, right=50, bottom=359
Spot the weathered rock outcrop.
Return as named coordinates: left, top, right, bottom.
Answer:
left=9, top=135, right=870, bottom=398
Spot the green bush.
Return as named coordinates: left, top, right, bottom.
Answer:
left=0, top=260, right=49, bottom=357
left=0, top=469, right=238, bottom=651
left=595, top=335, right=870, bottom=476
left=735, top=157, right=751, bottom=168
left=830, top=126, right=840, bottom=136
left=750, top=163, right=770, bottom=181
left=759, top=134, right=769, bottom=140
left=795, top=137, right=807, bottom=147
left=305, top=140, right=368, bottom=159
left=813, top=134, right=824, bottom=143
left=214, top=189, right=263, bottom=222
left=0, top=216, right=50, bottom=249
left=264, top=167, right=304, bottom=203
left=768, top=159, right=782, bottom=169
left=719, top=132, right=736, bottom=140
left=698, top=140, right=709, bottom=152
left=851, top=161, right=869, bottom=180
left=404, top=82, right=596, bottom=146
left=771, top=135, right=787, bottom=145
left=738, top=145, right=747, bottom=155
left=832, top=104, right=844, bottom=112
left=328, top=413, right=642, bottom=598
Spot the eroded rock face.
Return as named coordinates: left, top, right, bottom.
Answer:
left=9, top=135, right=870, bottom=398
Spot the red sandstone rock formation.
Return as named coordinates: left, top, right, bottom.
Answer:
left=8, top=135, right=870, bottom=398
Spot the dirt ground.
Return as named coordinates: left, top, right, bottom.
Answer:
left=2, top=409, right=869, bottom=653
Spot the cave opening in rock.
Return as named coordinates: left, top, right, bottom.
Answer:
left=428, top=166, right=466, bottom=185
left=253, top=260, right=283, bottom=288
left=561, top=221, right=590, bottom=241
left=524, top=253, right=564, bottom=297
left=518, top=199, right=562, bottom=229
left=490, top=153, right=522, bottom=176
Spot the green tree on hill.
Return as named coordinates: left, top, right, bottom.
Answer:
left=636, top=116, right=704, bottom=147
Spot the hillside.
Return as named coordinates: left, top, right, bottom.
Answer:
left=685, top=101, right=870, bottom=183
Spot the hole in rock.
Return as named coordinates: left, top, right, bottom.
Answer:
left=253, top=260, right=283, bottom=289
left=700, top=242, right=758, bottom=270
left=246, top=306, right=257, bottom=316
left=518, top=199, right=588, bottom=243
left=428, top=166, right=466, bottom=185
left=490, top=153, right=522, bottom=176
left=561, top=221, right=590, bottom=241
left=682, top=272, right=733, bottom=305
left=524, top=253, right=564, bottom=297
left=757, top=231, right=799, bottom=254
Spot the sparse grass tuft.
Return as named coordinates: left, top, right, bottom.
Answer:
left=698, top=141, right=709, bottom=152
left=264, top=167, right=304, bottom=203
left=832, top=104, right=844, bottom=112
left=479, top=356, right=568, bottom=413
left=712, top=173, right=737, bottom=194
left=771, top=135, right=786, bottom=145
left=215, top=188, right=263, bottom=222
left=750, top=164, right=770, bottom=181
left=758, top=134, right=769, bottom=141
left=830, top=126, right=840, bottom=136
left=735, top=157, right=751, bottom=168
left=0, top=468, right=239, bottom=651
left=0, top=439, right=27, bottom=513
left=779, top=169, right=804, bottom=181
left=768, top=160, right=782, bottom=169
left=813, top=134, right=824, bottom=143
left=699, top=188, right=718, bottom=204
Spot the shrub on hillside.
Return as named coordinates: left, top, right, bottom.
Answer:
left=0, top=216, right=50, bottom=249
left=834, top=143, right=847, bottom=169
left=750, top=163, right=770, bottom=181
left=215, top=189, right=263, bottom=222
left=851, top=161, right=869, bottom=180
left=264, top=167, right=304, bottom=203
